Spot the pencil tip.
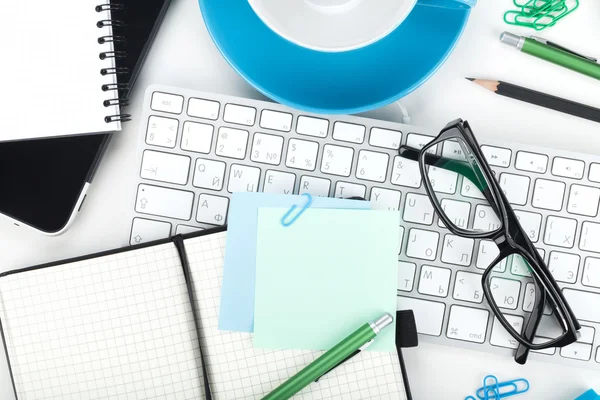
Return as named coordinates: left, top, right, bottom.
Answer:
left=465, top=77, right=475, bottom=81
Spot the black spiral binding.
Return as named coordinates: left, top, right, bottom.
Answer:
left=96, top=2, right=131, bottom=124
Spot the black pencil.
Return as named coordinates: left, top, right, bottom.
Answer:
left=466, top=78, right=600, bottom=124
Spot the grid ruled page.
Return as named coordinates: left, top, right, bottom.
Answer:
left=184, top=232, right=407, bottom=400
left=0, top=243, right=205, bottom=400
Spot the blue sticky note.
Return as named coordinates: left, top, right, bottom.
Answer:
left=218, top=192, right=370, bottom=332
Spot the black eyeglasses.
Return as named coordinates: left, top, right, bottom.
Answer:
left=400, top=119, right=581, bottom=364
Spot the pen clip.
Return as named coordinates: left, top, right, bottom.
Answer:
left=530, top=36, right=598, bottom=63
left=314, top=339, right=374, bottom=383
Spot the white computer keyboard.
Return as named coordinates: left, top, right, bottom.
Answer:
left=130, top=84, right=600, bottom=370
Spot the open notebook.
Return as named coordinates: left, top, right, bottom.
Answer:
left=0, top=228, right=409, bottom=399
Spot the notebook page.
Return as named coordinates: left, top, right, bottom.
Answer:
left=185, top=232, right=408, bottom=400
left=0, top=1, right=120, bottom=141
left=0, top=243, right=205, bottom=399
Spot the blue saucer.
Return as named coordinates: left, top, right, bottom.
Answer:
left=199, top=0, right=475, bottom=114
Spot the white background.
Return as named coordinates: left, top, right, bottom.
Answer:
left=2, top=0, right=600, bottom=398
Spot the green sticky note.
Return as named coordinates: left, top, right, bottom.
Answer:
left=254, top=208, right=399, bottom=352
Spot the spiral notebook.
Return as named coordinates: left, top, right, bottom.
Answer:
left=0, top=228, right=410, bottom=399
left=0, top=1, right=131, bottom=142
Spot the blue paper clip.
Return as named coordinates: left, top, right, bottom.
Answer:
left=476, top=377, right=530, bottom=399
left=482, top=375, right=501, bottom=400
left=281, top=193, right=313, bottom=227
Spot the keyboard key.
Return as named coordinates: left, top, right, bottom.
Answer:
left=196, top=194, right=229, bottom=225
left=332, top=121, right=365, bottom=144
left=564, top=289, right=600, bottom=323
left=561, top=343, right=592, bottom=361
left=532, top=179, right=565, bottom=211
left=181, top=121, right=213, bottom=154
left=187, top=98, right=220, bottom=120
left=391, top=157, right=421, bottom=188
left=407, top=133, right=437, bottom=154
left=287, top=139, right=319, bottom=171
left=481, top=145, right=511, bottom=167
left=490, top=277, right=520, bottom=310
left=150, top=91, right=183, bottom=114
left=473, top=205, right=502, bottom=232
left=146, top=116, right=178, bottom=148
left=298, top=176, right=331, bottom=197
left=397, top=262, right=416, bottom=292
left=397, top=297, right=445, bottom=336
left=476, top=240, right=506, bottom=272
left=251, top=133, right=284, bottom=165
left=296, top=116, right=329, bottom=138
left=461, top=177, right=485, bottom=199
left=130, top=218, right=171, bottom=245
left=370, top=187, right=401, bottom=211
left=581, top=222, right=600, bottom=253
left=140, top=150, right=190, bottom=185
left=453, top=271, right=484, bottom=304
left=263, top=170, right=295, bottom=194
left=515, top=151, right=548, bottom=173
left=442, top=140, right=467, bottom=161
left=446, top=305, right=489, bottom=343
left=490, top=315, right=523, bottom=349
left=522, top=282, right=551, bottom=314
left=567, top=185, right=600, bottom=217
left=369, top=127, right=402, bottom=150
left=135, top=184, right=194, bottom=221
left=223, top=103, right=256, bottom=126
left=193, top=159, right=226, bottom=190
left=176, top=225, right=203, bottom=235
left=227, top=164, right=261, bottom=193
left=438, top=199, right=470, bottom=229
left=334, top=181, right=366, bottom=199
left=356, top=150, right=389, bottom=183
left=548, top=251, right=580, bottom=284
left=320, top=144, right=354, bottom=177
left=579, top=326, right=596, bottom=344
left=403, top=193, right=434, bottom=225
left=406, top=229, right=439, bottom=261
left=552, top=157, right=585, bottom=179
left=544, top=216, right=577, bottom=248
left=428, top=166, right=458, bottom=194
left=399, top=226, right=405, bottom=254
left=514, top=210, right=542, bottom=242
left=499, top=173, right=530, bottom=205
left=441, top=235, right=474, bottom=266
left=260, top=109, right=292, bottom=132
left=418, top=265, right=451, bottom=297
left=216, top=127, right=249, bottom=159
left=511, top=254, right=532, bottom=277
left=532, top=337, right=556, bottom=355
left=589, top=163, right=600, bottom=183
left=583, top=257, right=600, bottom=288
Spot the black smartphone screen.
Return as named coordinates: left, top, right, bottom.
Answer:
left=0, top=134, right=109, bottom=233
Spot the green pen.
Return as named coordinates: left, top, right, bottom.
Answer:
left=262, top=313, right=394, bottom=400
left=500, top=31, right=600, bottom=81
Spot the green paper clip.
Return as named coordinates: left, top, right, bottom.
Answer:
left=504, top=0, right=579, bottom=30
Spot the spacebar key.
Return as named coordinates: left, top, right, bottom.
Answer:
left=563, top=289, right=600, bottom=323
left=397, top=296, right=445, bottom=336
left=135, top=184, right=194, bottom=220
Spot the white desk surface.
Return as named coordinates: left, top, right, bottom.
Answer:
left=2, top=1, right=600, bottom=399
